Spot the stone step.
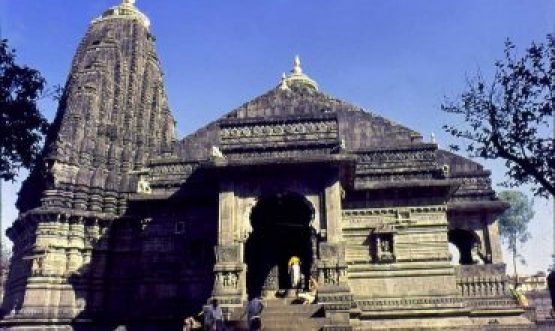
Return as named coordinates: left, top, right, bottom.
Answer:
left=262, top=304, right=323, bottom=314
left=227, top=299, right=328, bottom=331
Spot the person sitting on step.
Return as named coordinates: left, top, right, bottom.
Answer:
left=297, top=276, right=318, bottom=304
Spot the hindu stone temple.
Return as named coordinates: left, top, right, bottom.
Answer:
left=0, top=1, right=538, bottom=330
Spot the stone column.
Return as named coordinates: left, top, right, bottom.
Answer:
left=485, top=217, right=504, bottom=264
left=324, top=176, right=343, bottom=243
left=318, top=173, right=353, bottom=329
left=212, top=180, right=245, bottom=308
left=218, top=181, right=235, bottom=245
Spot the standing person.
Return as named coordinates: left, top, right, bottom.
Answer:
left=243, top=297, right=264, bottom=331
left=202, top=307, right=212, bottom=331
left=208, top=299, right=224, bottom=331
left=288, top=256, right=301, bottom=290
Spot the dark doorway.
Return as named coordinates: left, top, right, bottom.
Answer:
left=448, top=229, right=479, bottom=265
left=245, top=193, right=314, bottom=298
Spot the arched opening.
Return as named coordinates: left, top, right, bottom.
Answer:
left=448, top=229, right=481, bottom=265
left=245, top=193, right=314, bottom=298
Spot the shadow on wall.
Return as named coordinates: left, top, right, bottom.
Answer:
left=68, top=173, right=219, bottom=331
left=0, top=169, right=219, bottom=331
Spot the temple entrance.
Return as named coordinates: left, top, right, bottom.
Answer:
left=245, top=193, right=314, bottom=298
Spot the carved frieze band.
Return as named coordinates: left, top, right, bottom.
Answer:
left=356, top=148, right=436, bottom=165
left=357, top=296, right=464, bottom=311
left=150, top=162, right=197, bottom=180
left=343, top=206, right=447, bottom=217
left=226, top=147, right=335, bottom=160
left=342, top=206, right=446, bottom=230
left=219, top=119, right=339, bottom=147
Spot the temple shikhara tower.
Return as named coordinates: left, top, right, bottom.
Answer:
left=1, top=1, right=536, bottom=330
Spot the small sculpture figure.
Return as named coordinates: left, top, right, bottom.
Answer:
left=210, top=146, right=225, bottom=159
left=137, top=176, right=152, bottom=194
left=222, top=272, right=230, bottom=287
left=229, top=272, right=237, bottom=288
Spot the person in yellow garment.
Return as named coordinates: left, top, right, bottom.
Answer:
left=288, top=256, right=301, bottom=290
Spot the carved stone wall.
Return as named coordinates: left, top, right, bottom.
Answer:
left=3, top=2, right=523, bottom=330
left=342, top=205, right=458, bottom=298
left=17, top=6, right=175, bottom=215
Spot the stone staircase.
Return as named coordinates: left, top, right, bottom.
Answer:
left=261, top=297, right=329, bottom=331
left=526, top=291, right=555, bottom=330
left=228, top=295, right=330, bottom=331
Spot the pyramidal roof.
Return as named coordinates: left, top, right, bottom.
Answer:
left=175, top=57, right=422, bottom=161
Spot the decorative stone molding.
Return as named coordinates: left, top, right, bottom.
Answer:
left=357, top=296, right=465, bottom=311
left=214, top=244, right=241, bottom=264
left=215, top=270, right=240, bottom=290
left=356, top=148, right=436, bottom=165
left=343, top=205, right=447, bottom=217
left=220, top=119, right=337, bottom=143
left=226, top=147, right=335, bottom=160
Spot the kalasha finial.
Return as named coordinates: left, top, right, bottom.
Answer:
left=123, top=0, right=136, bottom=6
left=278, top=55, right=319, bottom=91
left=293, top=55, right=302, bottom=74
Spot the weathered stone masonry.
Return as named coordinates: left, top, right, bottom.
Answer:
left=1, top=1, right=535, bottom=330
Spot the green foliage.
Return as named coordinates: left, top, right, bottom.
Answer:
left=0, top=246, right=11, bottom=274
left=498, top=190, right=534, bottom=249
left=0, top=39, right=50, bottom=181
left=443, top=35, right=554, bottom=198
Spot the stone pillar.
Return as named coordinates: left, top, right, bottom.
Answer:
left=485, top=218, right=504, bottom=264
left=318, top=173, right=353, bottom=329
left=212, top=180, right=245, bottom=309
left=218, top=181, right=236, bottom=245
left=212, top=245, right=244, bottom=305
left=324, top=177, right=343, bottom=243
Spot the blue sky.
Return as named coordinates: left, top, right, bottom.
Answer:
left=0, top=0, right=553, bottom=275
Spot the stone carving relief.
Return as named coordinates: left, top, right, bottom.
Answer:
left=137, top=175, right=152, bottom=194
left=211, top=146, right=225, bottom=159
left=370, top=225, right=396, bottom=263
left=150, top=163, right=196, bottom=178
left=31, top=256, right=46, bottom=276
left=324, top=267, right=338, bottom=285
left=376, top=235, right=395, bottom=263
left=262, top=266, right=279, bottom=291
left=215, top=245, right=240, bottom=263
left=319, top=264, right=347, bottom=286
left=220, top=120, right=338, bottom=143
left=357, top=149, right=436, bottom=164
left=226, top=147, right=334, bottom=160
left=217, top=271, right=239, bottom=289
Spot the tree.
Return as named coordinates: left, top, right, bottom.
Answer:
left=442, top=35, right=554, bottom=198
left=497, top=190, right=534, bottom=281
left=0, top=38, right=50, bottom=182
